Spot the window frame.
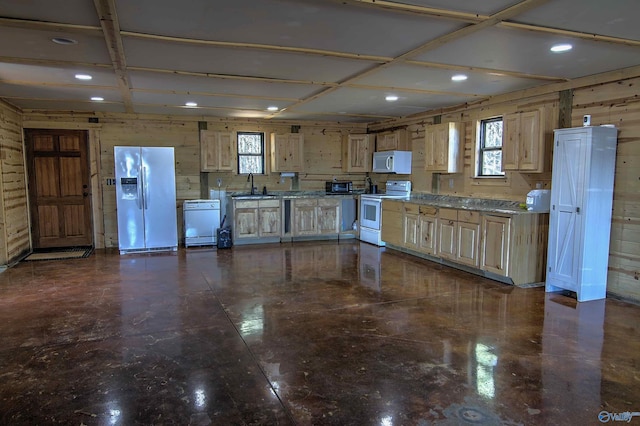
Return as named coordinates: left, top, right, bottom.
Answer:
left=236, top=131, right=265, bottom=175
left=477, top=117, right=505, bottom=177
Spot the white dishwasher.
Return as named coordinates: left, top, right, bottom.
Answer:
left=183, top=200, right=221, bottom=247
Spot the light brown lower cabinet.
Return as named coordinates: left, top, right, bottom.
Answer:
left=385, top=201, right=547, bottom=286
left=418, top=206, right=438, bottom=256
left=381, top=200, right=404, bottom=246
left=293, top=198, right=340, bottom=237
left=481, top=215, right=510, bottom=276
left=436, top=208, right=457, bottom=260
left=234, top=199, right=281, bottom=241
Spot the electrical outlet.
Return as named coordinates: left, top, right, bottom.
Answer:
left=449, top=178, right=454, bottom=189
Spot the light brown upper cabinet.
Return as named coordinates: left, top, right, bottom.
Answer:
left=271, top=133, right=304, bottom=172
left=425, top=122, right=463, bottom=173
left=343, top=134, right=373, bottom=172
left=376, top=129, right=409, bottom=151
left=200, top=130, right=236, bottom=172
left=502, top=109, right=551, bottom=173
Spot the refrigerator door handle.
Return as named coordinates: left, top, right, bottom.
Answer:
left=136, top=173, right=143, bottom=210
left=143, top=166, right=149, bottom=210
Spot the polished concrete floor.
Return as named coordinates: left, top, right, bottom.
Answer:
left=1, top=241, right=639, bottom=425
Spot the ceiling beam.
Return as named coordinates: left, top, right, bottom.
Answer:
left=131, top=88, right=300, bottom=103
left=93, top=0, right=134, bottom=113
left=127, top=66, right=338, bottom=87
left=0, top=56, right=113, bottom=69
left=270, top=0, right=551, bottom=118
left=0, top=17, right=101, bottom=34
left=346, top=84, right=482, bottom=98
left=338, top=0, right=484, bottom=23
left=403, top=60, right=568, bottom=82
left=121, top=31, right=391, bottom=63
left=500, top=22, right=640, bottom=47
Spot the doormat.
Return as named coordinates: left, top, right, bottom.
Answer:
left=23, top=247, right=93, bottom=262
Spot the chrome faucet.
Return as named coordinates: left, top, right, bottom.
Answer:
left=247, top=173, right=255, bottom=195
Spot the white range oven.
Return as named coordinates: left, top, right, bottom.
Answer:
left=359, top=180, right=411, bottom=246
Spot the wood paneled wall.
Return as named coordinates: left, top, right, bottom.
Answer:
left=21, top=115, right=367, bottom=249
left=572, top=77, right=640, bottom=301
left=16, top=74, right=640, bottom=302
left=203, top=121, right=368, bottom=195
left=0, top=101, right=29, bottom=265
left=369, top=77, right=639, bottom=303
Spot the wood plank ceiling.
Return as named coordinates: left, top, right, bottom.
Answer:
left=0, top=0, right=638, bottom=123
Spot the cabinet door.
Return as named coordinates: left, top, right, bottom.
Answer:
left=425, top=126, right=437, bottom=170
left=547, top=131, right=587, bottom=291
left=234, top=202, right=259, bottom=239
left=502, top=110, right=545, bottom=172
left=377, top=133, right=398, bottom=151
left=317, top=200, right=340, bottom=234
left=293, top=200, right=317, bottom=236
left=481, top=215, right=511, bottom=276
left=518, top=110, right=542, bottom=172
left=418, top=207, right=437, bottom=255
left=502, top=113, right=520, bottom=171
left=344, top=134, right=372, bottom=172
left=404, top=213, right=419, bottom=249
left=271, top=134, right=304, bottom=172
left=457, top=221, right=480, bottom=267
left=425, top=123, right=461, bottom=172
left=201, top=131, right=235, bottom=172
left=437, top=218, right=456, bottom=259
left=259, top=204, right=281, bottom=237
left=381, top=200, right=403, bottom=246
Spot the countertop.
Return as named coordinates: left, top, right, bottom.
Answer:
left=405, top=194, right=540, bottom=215
left=228, top=191, right=545, bottom=215
left=229, top=191, right=363, bottom=200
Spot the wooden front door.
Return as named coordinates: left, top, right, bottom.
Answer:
left=26, top=129, right=93, bottom=248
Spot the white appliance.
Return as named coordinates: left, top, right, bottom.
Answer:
left=526, top=189, right=551, bottom=212
left=114, top=146, right=178, bottom=254
left=360, top=180, right=411, bottom=246
left=372, top=151, right=412, bottom=174
left=184, top=200, right=221, bottom=247
left=546, top=126, right=618, bottom=302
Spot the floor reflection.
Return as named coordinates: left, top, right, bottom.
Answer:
left=0, top=241, right=639, bottom=425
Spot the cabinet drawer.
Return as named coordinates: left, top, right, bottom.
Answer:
left=294, top=199, right=317, bottom=207
left=458, top=210, right=480, bottom=224
left=318, top=199, right=339, bottom=207
left=382, top=199, right=403, bottom=212
left=404, top=203, right=419, bottom=214
left=420, top=205, right=438, bottom=216
left=235, top=200, right=259, bottom=208
left=439, top=208, right=458, bottom=221
left=259, top=199, right=280, bottom=208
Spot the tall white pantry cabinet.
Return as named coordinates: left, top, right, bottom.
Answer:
left=546, top=126, right=618, bottom=301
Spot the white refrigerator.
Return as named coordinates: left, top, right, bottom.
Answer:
left=114, top=146, right=178, bottom=254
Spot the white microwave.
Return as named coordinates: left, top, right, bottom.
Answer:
left=372, top=151, right=412, bottom=174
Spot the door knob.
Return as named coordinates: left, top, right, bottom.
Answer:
left=83, top=192, right=89, bottom=197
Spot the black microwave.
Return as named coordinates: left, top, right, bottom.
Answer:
left=326, top=181, right=352, bottom=194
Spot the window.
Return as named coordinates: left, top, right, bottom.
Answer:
left=478, top=117, right=504, bottom=176
left=237, top=132, right=265, bottom=174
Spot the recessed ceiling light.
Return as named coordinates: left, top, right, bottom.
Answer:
left=550, top=43, right=573, bottom=53
left=267, top=106, right=279, bottom=111
left=91, top=97, right=104, bottom=101
left=75, top=74, right=92, bottom=80
left=385, top=95, right=398, bottom=102
left=451, top=74, right=468, bottom=82
left=185, top=102, right=198, bottom=107
left=51, top=37, right=77, bottom=45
